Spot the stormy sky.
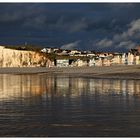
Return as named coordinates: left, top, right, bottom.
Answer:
left=0, top=3, right=140, bottom=52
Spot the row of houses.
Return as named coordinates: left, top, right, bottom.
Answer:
left=49, top=52, right=140, bottom=67
left=41, top=47, right=93, bottom=57
left=41, top=47, right=140, bottom=67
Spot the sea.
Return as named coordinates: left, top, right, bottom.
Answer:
left=0, top=74, right=140, bottom=137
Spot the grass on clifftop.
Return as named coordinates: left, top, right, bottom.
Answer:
left=5, top=45, right=41, bottom=52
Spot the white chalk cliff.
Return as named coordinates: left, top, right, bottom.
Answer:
left=0, top=46, right=51, bottom=67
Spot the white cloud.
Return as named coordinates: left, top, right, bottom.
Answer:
left=117, top=41, right=136, bottom=49
left=127, top=19, right=140, bottom=36
left=61, top=40, right=81, bottom=50
left=114, top=19, right=140, bottom=41
left=96, top=18, right=140, bottom=50
left=96, top=38, right=113, bottom=48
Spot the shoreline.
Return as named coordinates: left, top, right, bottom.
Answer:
left=0, top=65, right=140, bottom=80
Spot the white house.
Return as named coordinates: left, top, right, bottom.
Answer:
left=69, top=50, right=81, bottom=56
left=121, top=53, right=128, bottom=65
left=111, top=54, right=122, bottom=65
left=127, top=52, right=134, bottom=65
left=89, top=58, right=95, bottom=66
left=41, top=48, right=47, bottom=53
left=95, top=58, right=103, bottom=66
left=41, top=48, right=54, bottom=53
left=56, top=59, right=69, bottom=67
left=73, top=59, right=88, bottom=67
left=102, top=57, right=111, bottom=66
left=136, top=55, right=140, bottom=65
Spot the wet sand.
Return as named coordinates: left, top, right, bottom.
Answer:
left=0, top=65, right=140, bottom=79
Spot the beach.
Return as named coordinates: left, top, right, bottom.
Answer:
left=0, top=65, right=140, bottom=80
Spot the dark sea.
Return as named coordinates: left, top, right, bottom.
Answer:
left=0, top=74, right=140, bottom=137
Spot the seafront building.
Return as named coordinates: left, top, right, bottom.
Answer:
left=42, top=46, right=140, bottom=67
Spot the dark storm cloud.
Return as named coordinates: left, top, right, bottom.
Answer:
left=0, top=3, right=140, bottom=52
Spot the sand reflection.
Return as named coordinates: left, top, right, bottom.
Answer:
left=0, top=74, right=140, bottom=100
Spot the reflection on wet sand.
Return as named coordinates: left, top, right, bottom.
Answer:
left=0, top=74, right=140, bottom=100
left=0, top=74, right=140, bottom=136
left=0, top=74, right=47, bottom=100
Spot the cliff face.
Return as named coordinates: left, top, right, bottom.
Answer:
left=0, top=46, right=51, bottom=67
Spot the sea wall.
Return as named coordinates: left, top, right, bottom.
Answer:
left=0, top=46, right=51, bottom=67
